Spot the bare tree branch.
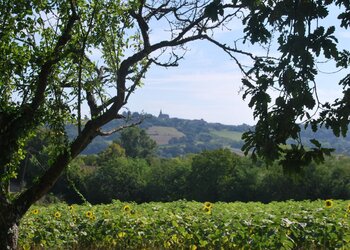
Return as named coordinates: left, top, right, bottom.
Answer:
left=150, top=53, right=183, bottom=67
left=77, top=3, right=97, bottom=134
left=124, top=59, right=153, bottom=104
left=97, top=119, right=144, bottom=136
left=130, top=10, right=150, bottom=48
left=144, top=0, right=174, bottom=21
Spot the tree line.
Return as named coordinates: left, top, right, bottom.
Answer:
left=17, top=127, right=350, bottom=204
left=44, top=147, right=350, bottom=204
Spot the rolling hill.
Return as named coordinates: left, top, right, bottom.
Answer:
left=76, top=111, right=350, bottom=157
left=146, top=126, right=185, bottom=145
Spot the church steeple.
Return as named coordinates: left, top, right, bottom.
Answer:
left=158, top=109, right=169, bottom=119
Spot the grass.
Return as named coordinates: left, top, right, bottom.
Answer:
left=146, top=126, right=185, bottom=145
left=210, top=129, right=243, bottom=141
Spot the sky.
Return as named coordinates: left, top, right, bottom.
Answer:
left=123, top=13, right=257, bottom=125
left=126, top=40, right=252, bottom=125
left=120, top=4, right=350, bottom=126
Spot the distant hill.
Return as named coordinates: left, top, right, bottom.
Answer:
left=71, top=112, right=350, bottom=157
left=146, top=126, right=185, bottom=145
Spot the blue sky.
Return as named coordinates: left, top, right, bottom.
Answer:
left=124, top=13, right=256, bottom=125
left=126, top=40, right=251, bottom=125
left=122, top=5, right=350, bottom=126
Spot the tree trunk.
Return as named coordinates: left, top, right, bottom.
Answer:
left=0, top=224, right=19, bottom=250
left=0, top=208, right=20, bottom=250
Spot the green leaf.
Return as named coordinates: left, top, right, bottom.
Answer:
left=310, top=139, right=321, bottom=148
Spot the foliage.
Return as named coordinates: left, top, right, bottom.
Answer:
left=98, top=143, right=126, bottom=161
left=68, top=112, right=350, bottom=158
left=230, top=0, right=350, bottom=169
left=3, top=0, right=350, bottom=246
left=119, top=127, right=156, bottom=158
left=203, top=0, right=350, bottom=170
left=75, top=113, right=246, bottom=157
left=45, top=147, right=350, bottom=204
left=18, top=200, right=350, bottom=249
left=145, top=157, right=192, bottom=202
left=189, top=149, right=240, bottom=201
left=84, top=157, right=149, bottom=203
left=1, top=0, right=250, bottom=246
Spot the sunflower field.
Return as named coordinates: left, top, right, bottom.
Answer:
left=19, top=200, right=350, bottom=249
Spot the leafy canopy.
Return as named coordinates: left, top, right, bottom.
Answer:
left=1, top=0, right=256, bottom=218
left=119, top=127, right=157, bottom=158
left=207, top=0, right=350, bottom=171
left=2, top=0, right=349, bottom=211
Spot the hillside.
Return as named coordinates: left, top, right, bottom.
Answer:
left=146, top=126, right=185, bottom=145
left=76, top=112, right=350, bottom=157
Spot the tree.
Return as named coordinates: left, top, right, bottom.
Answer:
left=146, top=157, right=192, bottom=201
left=0, top=0, right=256, bottom=247
left=189, top=148, right=239, bottom=201
left=204, top=1, right=350, bottom=170
left=207, top=1, right=350, bottom=171
left=98, top=142, right=126, bottom=162
left=85, top=157, right=150, bottom=203
left=119, top=126, right=157, bottom=158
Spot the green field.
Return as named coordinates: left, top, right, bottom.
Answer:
left=19, top=200, right=350, bottom=249
left=210, top=129, right=243, bottom=141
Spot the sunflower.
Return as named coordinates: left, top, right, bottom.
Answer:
left=190, top=245, right=197, bottom=250
left=86, top=210, right=93, bottom=218
left=54, top=211, right=61, bottom=219
left=68, top=205, right=75, bottom=212
left=325, top=199, right=333, bottom=208
left=123, top=205, right=131, bottom=213
left=103, top=210, right=110, bottom=217
left=32, top=209, right=39, bottom=215
left=118, top=232, right=126, bottom=238
left=347, top=203, right=350, bottom=213
left=204, top=202, right=212, bottom=209
left=203, top=206, right=211, bottom=214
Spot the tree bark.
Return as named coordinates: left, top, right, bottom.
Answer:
left=0, top=205, right=20, bottom=250
left=0, top=223, right=19, bottom=250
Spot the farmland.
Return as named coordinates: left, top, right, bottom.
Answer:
left=146, top=126, right=185, bottom=145
left=76, top=112, right=350, bottom=158
left=19, top=200, right=350, bottom=249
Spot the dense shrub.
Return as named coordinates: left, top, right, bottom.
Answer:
left=41, top=149, right=350, bottom=204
